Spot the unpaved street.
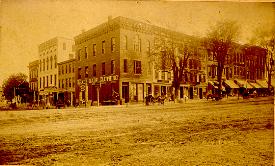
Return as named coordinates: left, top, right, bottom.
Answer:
left=0, top=97, right=274, bottom=165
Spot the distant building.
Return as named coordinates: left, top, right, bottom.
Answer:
left=38, top=37, right=74, bottom=105
left=57, top=58, right=76, bottom=105
left=28, top=60, right=39, bottom=101
left=206, top=44, right=268, bottom=96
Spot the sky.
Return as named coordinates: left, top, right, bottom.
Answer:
left=0, top=0, right=274, bottom=85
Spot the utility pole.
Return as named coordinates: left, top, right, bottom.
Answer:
left=97, top=86, right=99, bottom=107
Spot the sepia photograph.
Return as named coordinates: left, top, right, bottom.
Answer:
left=0, top=0, right=274, bottom=165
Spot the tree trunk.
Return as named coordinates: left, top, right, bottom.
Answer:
left=217, top=62, right=224, bottom=99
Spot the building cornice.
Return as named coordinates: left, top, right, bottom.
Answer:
left=74, top=16, right=195, bottom=45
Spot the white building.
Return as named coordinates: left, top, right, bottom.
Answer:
left=38, top=37, right=74, bottom=104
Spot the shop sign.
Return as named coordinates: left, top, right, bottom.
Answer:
left=77, top=75, right=119, bottom=86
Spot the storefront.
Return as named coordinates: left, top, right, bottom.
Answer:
left=223, top=80, right=239, bottom=96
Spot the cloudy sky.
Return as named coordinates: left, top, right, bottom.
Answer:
left=0, top=0, right=274, bottom=85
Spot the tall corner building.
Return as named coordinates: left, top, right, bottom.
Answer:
left=74, top=16, right=208, bottom=103
left=38, top=37, right=74, bottom=101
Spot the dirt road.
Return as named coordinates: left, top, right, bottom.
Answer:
left=0, top=97, right=274, bottom=165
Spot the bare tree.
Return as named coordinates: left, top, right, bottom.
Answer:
left=251, top=27, right=275, bottom=91
left=204, top=20, right=240, bottom=98
left=151, top=37, right=195, bottom=99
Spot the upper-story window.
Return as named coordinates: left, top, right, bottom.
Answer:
left=46, top=58, right=49, bottom=70
left=58, top=66, right=61, bottom=75
left=167, top=72, right=171, bottom=80
left=78, top=68, right=81, bottom=79
left=134, top=60, right=141, bottom=74
left=102, top=41, right=106, bottom=54
left=122, top=35, right=127, bottom=50
left=111, top=60, right=115, bottom=74
left=93, top=44, right=96, bottom=56
left=39, top=60, right=42, bottom=72
left=146, top=40, right=150, bottom=54
left=43, top=59, right=45, bottom=71
left=161, top=71, right=165, bottom=80
left=85, top=47, right=88, bottom=59
left=93, top=64, right=96, bottom=77
left=63, top=43, right=66, bottom=50
left=65, top=65, right=68, bottom=73
left=85, top=66, right=88, bottom=78
left=111, top=37, right=116, bottom=52
left=50, top=56, right=53, bottom=69
left=54, top=55, right=57, bottom=68
left=62, top=65, right=64, bottom=74
left=102, top=62, right=105, bottom=75
left=78, top=49, right=81, bottom=60
left=69, top=64, right=71, bottom=73
left=134, top=35, right=141, bottom=52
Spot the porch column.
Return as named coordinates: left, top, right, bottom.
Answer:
left=119, top=79, right=122, bottom=100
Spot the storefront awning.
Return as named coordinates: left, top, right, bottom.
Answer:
left=234, top=79, right=253, bottom=89
left=224, top=80, right=239, bottom=89
left=256, top=80, right=268, bottom=88
left=208, top=81, right=218, bottom=89
left=208, top=81, right=225, bottom=91
left=249, top=82, right=262, bottom=89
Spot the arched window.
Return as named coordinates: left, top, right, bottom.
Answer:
left=39, top=60, right=42, bottom=72
left=54, top=55, right=57, bottom=68
left=46, top=58, right=49, bottom=70
left=43, top=59, right=45, bottom=71
left=134, top=35, right=140, bottom=52
left=50, top=56, right=53, bottom=69
left=146, top=40, right=150, bottom=53
left=122, top=35, right=127, bottom=50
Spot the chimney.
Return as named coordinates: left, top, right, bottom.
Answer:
left=108, top=15, right=112, bottom=22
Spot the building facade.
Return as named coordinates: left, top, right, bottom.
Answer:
left=206, top=44, right=268, bottom=96
left=74, top=16, right=210, bottom=104
left=38, top=37, right=74, bottom=105
left=57, top=58, right=76, bottom=105
left=28, top=60, right=39, bottom=92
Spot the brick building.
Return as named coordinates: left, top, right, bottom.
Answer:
left=57, top=58, right=76, bottom=105
left=74, top=16, right=208, bottom=104
left=206, top=43, right=267, bottom=96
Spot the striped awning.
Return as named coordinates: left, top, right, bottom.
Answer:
left=256, top=80, right=268, bottom=88
left=208, top=81, right=225, bottom=91
left=249, top=82, right=262, bottom=89
left=234, top=79, right=253, bottom=89
left=208, top=81, right=218, bottom=89
left=224, top=80, right=239, bottom=89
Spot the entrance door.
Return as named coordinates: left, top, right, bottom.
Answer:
left=199, top=88, right=203, bottom=99
left=189, top=86, right=193, bottom=99
left=146, top=84, right=151, bottom=95
left=180, top=87, right=184, bottom=98
left=122, top=83, right=129, bottom=103
left=161, top=86, right=166, bottom=95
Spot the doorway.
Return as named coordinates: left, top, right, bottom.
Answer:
left=122, top=82, right=129, bottom=103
